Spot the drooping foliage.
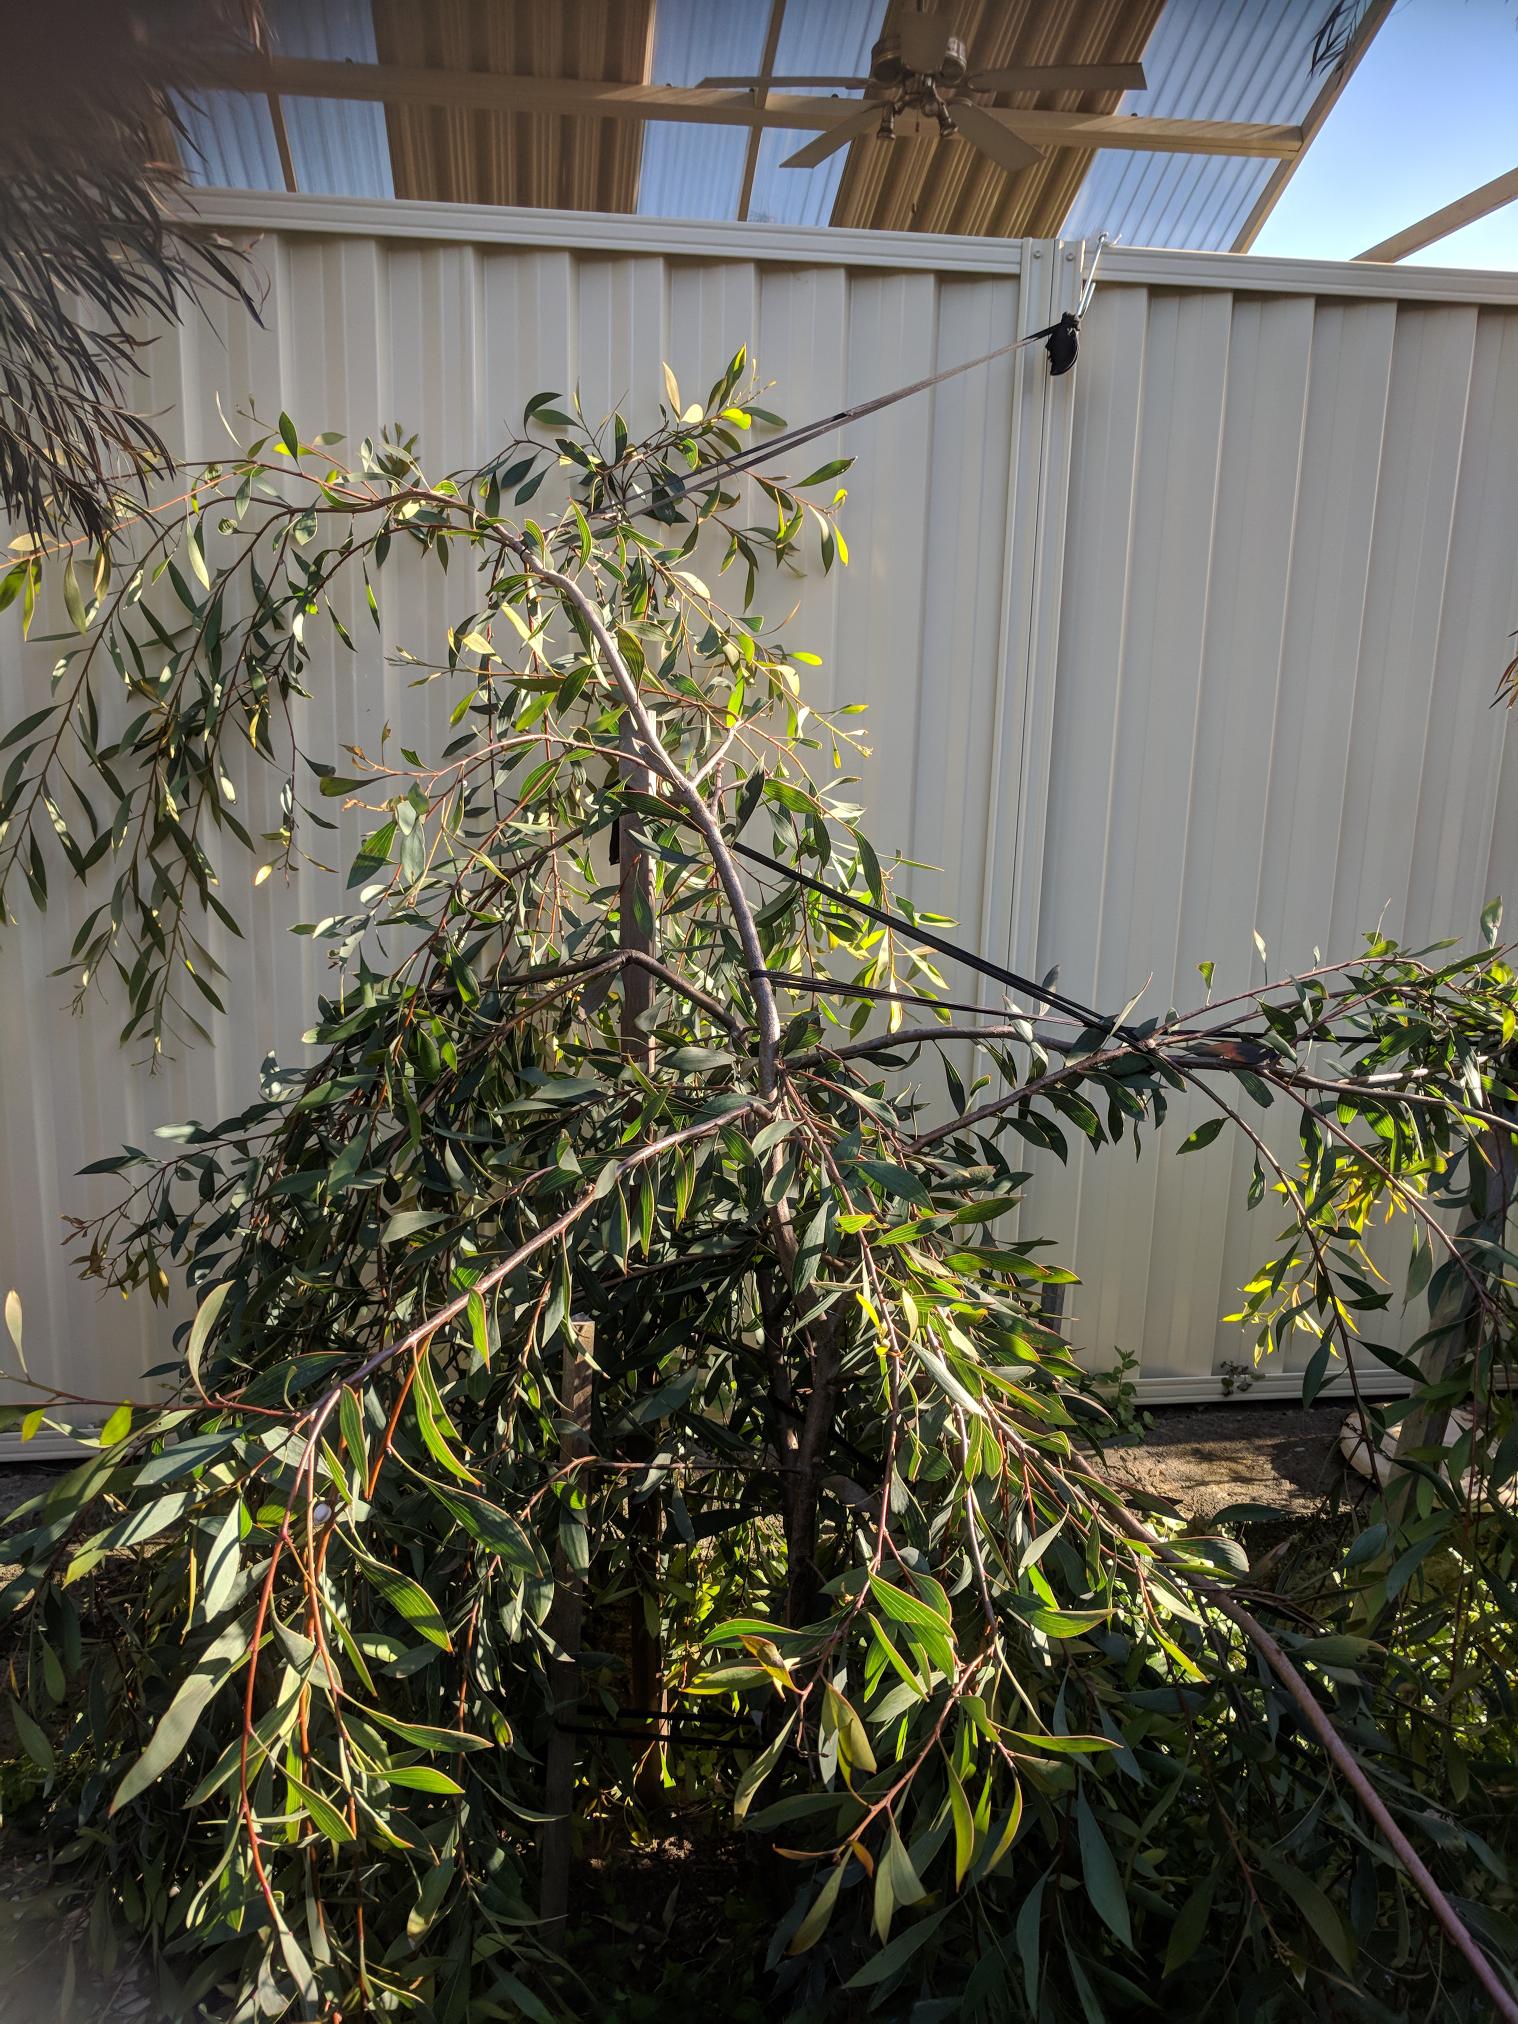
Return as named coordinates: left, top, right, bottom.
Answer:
left=0, top=0, right=259, bottom=546
left=1, top=364, right=1517, bottom=2020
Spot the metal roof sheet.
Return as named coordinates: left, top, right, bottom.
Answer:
left=371, top=0, right=653, bottom=212
left=1062, top=0, right=1326, bottom=251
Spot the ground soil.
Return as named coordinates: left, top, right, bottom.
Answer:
left=1100, top=1399, right=1357, bottom=1521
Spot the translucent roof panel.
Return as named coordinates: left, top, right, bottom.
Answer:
left=175, top=89, right=283, bottom=192
left=638, top=0, right=887, bottom=227
left=1062, top=0, right=1326, bottom=252
left=175, top=0, right=393, bottom=199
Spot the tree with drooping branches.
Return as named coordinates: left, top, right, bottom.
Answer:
left=2, top=357, right=1517, bottom=2020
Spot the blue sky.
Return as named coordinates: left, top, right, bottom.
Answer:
left=1254, top=0, right=1518, bottom=266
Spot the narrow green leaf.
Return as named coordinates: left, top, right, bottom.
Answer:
left=355, top=1552, right=452, bottom=1650
left=186, top=1282, right=231, bottom=1393
left=1262, top=1854, right=1356, bottom=1972
left=111, top=1616, right=251, bottom=1810
left=733, top=1712, right=796, bottom=1823
left=1164, top=1870, right=1216, bottom=1975
left=946, top=1759, right=974, bottom=1890
left=408, top=1857, right=456, bottom=1939
left=430, top=1484, right=542, bottom=1574
left=845, top=1907, right=947, bottom=1990
left=1178, top=1116, right=1225, bottom=1155
left=98, top=1402, right=132, bottom=1448
left=8, top=1694, right=54, bottom=1775
left=786, top=1863, right=844, bottom=1956
left=383, top=1764, right=464, bottom=1795
left=365, top=1708, right=494, bottom=1754
left=62, top=558, right=88, bottom=634
left=338, top=1385, right=369, bottom=1489
left=1077, top=1792, right=1132, bottom=1948
left=287, top=1771, right=354, bottom=1844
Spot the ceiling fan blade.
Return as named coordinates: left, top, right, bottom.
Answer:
left=967, top=61, right=1147, bottom=94
left=698, top=74, right=871, bottom=90
left=781, top=103, right=883, bottom=170
left=946, top=101, right=1042, bottom=177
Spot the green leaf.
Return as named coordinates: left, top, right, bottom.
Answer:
left=1016, top=1873, right=1047, bottom=2012
left=946, top=1759, right=974, bottom=1889
left=1006, top=1730, right=1119, bottom=1755
left=407, top=1857, right=456, bottom=1938
left=1164, top=1870, right=1217, bottom=1975
left=823, top=1681, right=876, bottom=1777
left=786, top=1863, right=844, bottom=1955
left=1261, top=1854, right=1355, bottom=1972
left=1008, top=1599, right=1109, bottom=1640
left=383, top=1764, right=465, bottom=1795
left=430, top=1484, right=542, bottom=1573
left=355, top=1552, right=452, bottom=1650
left=365, top=1709, right=493, bottom=1754
left=1076, top=1791, right=1132, bottom=1948
left=98, top=1402, right=132, bottom=1448
left=570, top=501, right=592, bottom=567
left=278, top=412, right=300, bottom=457
left=733, top=1712, right=795, bottom=1823
left=111, top=1616, right=251, bottom=1810
left=798, top=457, right=853, bottom=488
left=970, top=1780, right=1024, bottom=1885
left=8, top=1694, right=54, bottom=1775
left=872, top=1821, right=925, bottom=1942
left=1178, top=1116, right=1225, bottom=1154
left=62, top=558, right=88, bottom=634
left=199, top=1499, right=244, bottom=1623
left=288, top=1771, right=354, bottom=1844
left=846, top=1907, right=947, bottom=1990
left=412, top=1348, right=477, bottom=1484
left=186, top=1282, right=231, bottom=1393
left=467, top=1289, right=490, bottom=1367
left=338, top=1385, right=369, bottom=1488
left=868, top=1573, right=956, bottom=1674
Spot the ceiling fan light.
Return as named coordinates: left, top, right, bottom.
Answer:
left=937, top=36, right=970, bottom=89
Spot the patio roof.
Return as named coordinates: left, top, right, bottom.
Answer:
left=172, top=0, right=1389, bottom=252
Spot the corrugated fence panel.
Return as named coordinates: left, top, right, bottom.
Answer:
left=1033, top=273, right=1518, bottom=1392
left=5, top=201, right=1518, bottom=1418
left=0, top=221, right=1036, bottom=1421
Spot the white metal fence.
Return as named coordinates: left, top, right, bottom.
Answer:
left=3, top=192, right=1517, bottom=1421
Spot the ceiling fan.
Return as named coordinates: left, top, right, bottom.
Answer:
left=701, top=10, right=1145, bottom=177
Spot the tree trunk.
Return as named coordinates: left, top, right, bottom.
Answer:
left=618, top=719, right=666, bottom=1798
left=539, top=1322, right=594, bottom=1930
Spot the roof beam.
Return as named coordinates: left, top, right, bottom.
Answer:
left=1355, top=164, right=1518, bottom=263
left=1231, top=0, right=1394, bottom=253
left=738, top=0, right=787, bottom=223
left=200, top=57, right=1302, bottom=159
left=266, top=93, right=298, bottom=194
